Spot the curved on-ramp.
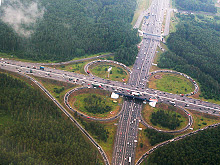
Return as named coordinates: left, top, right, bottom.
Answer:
left=64, top=87, right=123, bottom=122
left=21, top=74, right=110, bottom=165
left=147, top=70, right=199, bottom=96
left=140, top=105, right=193, bottom=134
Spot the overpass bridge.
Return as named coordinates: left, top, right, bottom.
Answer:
left=1, top=60, right=220, bottom=116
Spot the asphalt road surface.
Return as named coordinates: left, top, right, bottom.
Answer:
left=22, top=74, right=110, bottom=165
left=112, top=0, right=173, bottom=164
left=1, top=61, right=219, bottom=115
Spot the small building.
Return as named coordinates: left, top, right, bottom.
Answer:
left=111, top=92, right=119, bottom=99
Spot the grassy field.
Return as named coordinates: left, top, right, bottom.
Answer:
left=150, top=42, right=168, bottom=72
left=189, top=110, right=220, bottom=130
left=32, top=76, right=78, bottom=106
left=50, top=55, right=114, bottom=75
left=69, top=88, right=122, bottom=118
left=90, top=64, right=129, bottom=82
left=0, top=51, right=113, bottom=64
left=53, top=61, right=88, bottom=75
left=135, top=123, right=152, bottom=163
left=169, top=12, right=179, bottom=33
left=74, top=117, right=118, bottom=164
left=142, top=103, right=188, bottom=131
left=148, top=73, right=195, bottom=94
left=153, top=47, right=163, bottom=64
left=69, top=52, right=112, bottom=61
left=98, top=120, right=118, bottom=164
left=131, top=0, right=152, bottom=26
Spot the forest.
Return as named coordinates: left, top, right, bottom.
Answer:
left=147, top=126, right=220, bottom=164
left=77, top=116, right=109, bottom=142
left=175, top=0, right=217, bottom=13
left=158, top=14, right=220, bottom=100
left=0, top=0, right=139, bottom=64
left=84, top=94, right=112, bottom=114
left=151, top=110, right=181, bottom=130
left=0, top=72, right=102, bottom=164
left=144, top=128, right=174, bottom=146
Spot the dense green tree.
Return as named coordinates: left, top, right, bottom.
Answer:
left=84, top=94, right=112, bottom=114
left=158, top=15, right=220, bottom=100
left=114, top=45, right=138, bottom=66
left=0, top=0, right=139, bottom=63
left=176, top=0, right=217, bottom=13
left=144, top=128, right=174, bottom=146
left=0, top=72, right=102, bottom=164
left=151, top=110, right=181, bottom=130
left=146, top=126, right=220, bottom=164
left=77, top=116, right=109, bottom=142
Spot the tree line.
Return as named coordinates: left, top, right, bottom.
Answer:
left=77, top=116, right=109, bottom=142
left=151, top=110, right=181, bottom=130
left=0, top=0, right=139, bottom=64
left=0, top=72, right=102, bottom=164
left=158, top=14, right=220, bottom=100
left=147, top=126, right=220, bottom=164
left=176, top=0, right=217, bottom=13
left=84, top=94, right=112, bottom=114
left=144, top=128, right=174, bottom=146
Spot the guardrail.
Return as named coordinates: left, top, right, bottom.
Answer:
left=147, top=70, right=199, bottom=96
left=84, top=59, right=132, bottom=77
left=140, top=105, right=193, bottom=133
left=22, top=74, right=110, bottom=165
left=136, top=122, right=220, bottom=165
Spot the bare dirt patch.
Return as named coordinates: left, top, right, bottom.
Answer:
left=154, top=74, right=162, bottom=79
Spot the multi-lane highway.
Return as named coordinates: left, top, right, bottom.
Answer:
left=112, top=0, right=174, bottom=164
left=1, top=60, right=220, bottom=114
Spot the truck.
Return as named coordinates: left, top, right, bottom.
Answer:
left=92, top=84, right=102, bottom=88
left=169, top=101, right=176, bottom=106
left=131, top=92, right=140, bottom=96
left=129, top=157, right=131, bottom=163
left=40, top=66, right=44, bottom=70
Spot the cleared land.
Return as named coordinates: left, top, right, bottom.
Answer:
left=33, top=76, right=78, bottom=105
left=148, top=73, right=195, bottom=94
left=189, top=110, right=220, bottom=130
left=50, top=61, right=88, bottom=75
left=97, top=120, right=118, bottom=164
left=142, top=103, right=188, bottom=131
left=135, top=123, right=152, bottom=163
left=48, top=55, right=114, bottom=75
left=90, top=63, right=129, bottom=82
left=69, top=88, right=122, bottom=118
left=131, top=0, right=152, bottom=26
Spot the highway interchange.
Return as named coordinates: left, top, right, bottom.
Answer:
left=1, top=0, right=220, bottom=164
